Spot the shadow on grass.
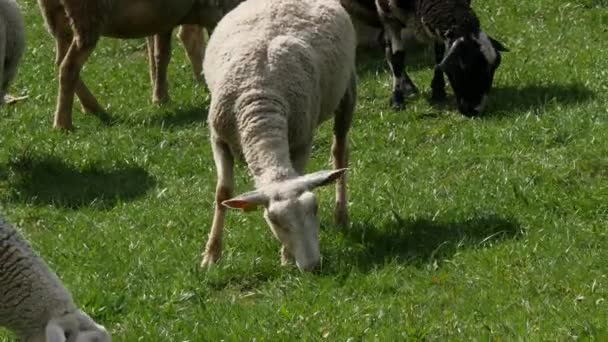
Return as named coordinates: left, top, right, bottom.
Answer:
left=111, top=104, right=208, bottom=129
left=487, top=83, right=595, bottom=115
left=147, top=105, right=208, bottom=128
left=324, top=213, right=521, bottom=272
left=4, top=155, right=155, bottom=209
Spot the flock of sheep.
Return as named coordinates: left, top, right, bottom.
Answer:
left=1, top=0, right=508, bottom=340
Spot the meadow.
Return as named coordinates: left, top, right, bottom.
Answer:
left=1, top=0, right=607, bottom=340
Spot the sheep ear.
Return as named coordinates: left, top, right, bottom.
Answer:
left=46, top=322, right=67, bottom=342
left=439, top=37, right=464, bottom=71
left=222, top=191, right=269, bottom=212
left=489, top=36, right=509, bottom=52
left=296, top=168, right=348, bottom=190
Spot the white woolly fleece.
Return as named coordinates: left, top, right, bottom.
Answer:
left=0, top=218, right=77, bottom=337
left=203, top=0, right=357, bottom=186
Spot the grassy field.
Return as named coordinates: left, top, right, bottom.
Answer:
left=1, top=0, right=607, bottom=340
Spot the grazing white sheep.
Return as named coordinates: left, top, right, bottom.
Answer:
left=201, top=0, right=358, bottom=272
left=0, top=217, right=111, bottom=342
left=0, top=0, right=25, bottom=106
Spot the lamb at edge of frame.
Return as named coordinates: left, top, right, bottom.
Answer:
left=0, top=0, right=25, bottom=106
left=36, top=0, right=241, bottom=130
left=0, top=217, right=110, bottom=342
left=201, top=0, right=357, bottom=272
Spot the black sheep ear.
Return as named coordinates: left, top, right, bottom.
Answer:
left=489, top=36, right=509, bottom=52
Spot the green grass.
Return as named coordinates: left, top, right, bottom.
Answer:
left=1, top=0, right=607, bottom=340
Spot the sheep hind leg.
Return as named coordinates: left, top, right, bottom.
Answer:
left=152, top=31, right=172, bottom=104
left=201, top=139, right=235, bottom=268
left=178, top=25, right=206, bottom=83
left=55, top=36, right=104, bottom=117
left=54, top=35, right=99, bottom=130
left=430, top=42, right=447, bottom=103
left=146, top=36, right=157, bottom=90
left=384, top=22, right=417, bottom=110
left=332, top=73, right=356, bottom=229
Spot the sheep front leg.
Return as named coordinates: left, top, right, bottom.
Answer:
left=54, top=36, right=98, bottom=130
left=332, top=73, right=356, bottom=229
left=383, top=21, right=417, bottom=110
left=146, top=36, right=157, bottom=88
left=178, top=25, right=206, bottom=83
left=152, top=31, right=172, bottom=104
left=430, top=42, right=447, bottom=103
left=201, top=139, right=235, bottom=268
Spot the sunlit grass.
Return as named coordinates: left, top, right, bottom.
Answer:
left=1, top=0, right=606, bottom=340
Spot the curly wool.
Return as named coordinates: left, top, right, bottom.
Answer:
left=0, top=218, right=76, bottom=338
left=204, top=0, right=357, bottom=186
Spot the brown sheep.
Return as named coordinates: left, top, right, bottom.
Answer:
left=37, top=0, right=239, bottom=130
left=146, top=24, right=207, bottom=89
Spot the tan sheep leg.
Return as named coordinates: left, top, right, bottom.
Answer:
left=146, top=36, right=157, bottom=89
left=152, top=31, right=172, bottom=104
left=332, top=74, right=356, bottom=228
left=177, top=25, right=206, bottom=82
left=55, top=37, right=103, bottom=115
left=54, top=37, right=97, bottom=129
left=201, top=139, right=234, bottom=268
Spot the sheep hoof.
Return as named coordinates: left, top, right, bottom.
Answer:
left=334, top=206, right=349, bottom=229
left=53, top=117, right=74, bottom=131
left=390, top=92, right=405, bottom=110
left=200, top=252, right=220, bottom=269
left=430, top=91, right=447, bottom=104
left=153, top=94, right=171, bottom=105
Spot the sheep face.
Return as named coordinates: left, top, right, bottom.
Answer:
left=439, top=32, right=508, bottom=116
left=263, top=191, right=320, bottom=272
left=222, top=169, right=348, bottom=272
left=28, top=310, right=110, bottom=342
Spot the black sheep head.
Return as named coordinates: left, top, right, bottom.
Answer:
left=439, top=32, right=508, bottom=116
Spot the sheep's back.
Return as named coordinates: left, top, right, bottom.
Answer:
left=204, top=0, right=356, bottom=144
left=415, top=0, right=479, bottom=39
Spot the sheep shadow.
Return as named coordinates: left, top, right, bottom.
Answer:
left=147, top=105, right=208, bottom=128
left=324, top=213, right=521, bottom=272
left=3, top=155, right=155, bottom=209
left=423, top=82, right=596, bottom=118
left=486, top=83, right=596, bottom=116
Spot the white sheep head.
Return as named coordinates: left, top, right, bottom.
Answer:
left=28, top=310, right=110, bottom=342
left=222, top=168, right=347, bottom=272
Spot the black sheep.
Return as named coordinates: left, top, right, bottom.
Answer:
left=341, top=0, right=508, bottom=116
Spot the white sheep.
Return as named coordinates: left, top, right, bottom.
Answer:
left=201, top=0, right=357, bottom=272
left=0, top=0, right=25, bottom=106
left=0, top=217, right=111, bottom=342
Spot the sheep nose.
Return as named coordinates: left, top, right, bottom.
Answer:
left=458, top=101, right=479, bottom=117
left=297, top=257, right=321, bottom=273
